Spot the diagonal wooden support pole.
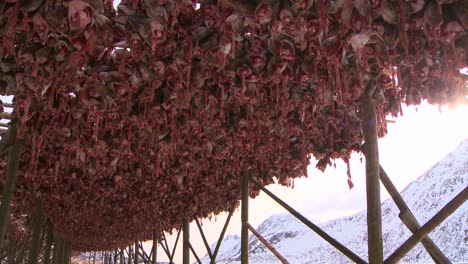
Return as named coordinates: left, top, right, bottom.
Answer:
left=379, top=166, right=451, bottom=264
left=195, top=219, right=213, bottom=260
left=246, top=223, right=289, bottom=264
left=169, top=228, right=181, bottom=263
left=138, top=241, right=150, bottom=263
left=211, top=205, right=235, bottom=263
left=385, top=186, right=467, bottom=264
left=362, top=98, right=383, bottom=264
left=251, top=179, right=367, bottom=264
left=159, top=233, right=173, bottom=261
left=187, top=240, right=202, bottom=264
left=161, top=232, right=171, bottom=259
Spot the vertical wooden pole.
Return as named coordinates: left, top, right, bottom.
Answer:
left=362, top=98, right=383, bottom=264
left=61, top=241, right=69, bottom=264
left=120, top=250, right=124, bottom=264
left=128, top=245, right=133, bottom=264
left=152, top=231, right=157, bottom=264
left=93, top=251, right=96, bottom=264
left=44, top=221, right=54, bottom=264
left=7, top=240, right=16, bottom=264
left=67, top=243, right=71, bottom=264
left=183, top=218, right=190, bottom=264
left=241, top=171, right=249, bottom=264
left=27, top=200, right=44, bottom=264
left=134, top=241, right=139, bottom=264
left=0, top=121, right=21, bottom=249
left=17, top=244, right=27, bottom=264
left=52, top=235, right=62, bottom=264
left=114, top=250, right=117, bottom=264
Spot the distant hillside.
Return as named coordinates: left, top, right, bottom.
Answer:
left=203, top=139, right=468, bottom=263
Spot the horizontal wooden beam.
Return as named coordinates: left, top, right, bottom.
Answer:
left=0, top=113, right=11, bottom=120
left=0, top=103, right=13, bottom=108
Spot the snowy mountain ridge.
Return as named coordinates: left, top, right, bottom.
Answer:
left=202, top=139, right=468, bottom=263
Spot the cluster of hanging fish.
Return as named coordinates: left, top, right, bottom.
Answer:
left=0, top=0, right=466, bottom=250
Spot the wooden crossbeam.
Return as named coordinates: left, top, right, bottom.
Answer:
left=195, top=219, right=213, bottom=260
left=251, top=179, right=367, bottom=264
left=137, top=241, right=150, bottom=263
left=170, top=228, right=181, bottom=263
left=0, top=103, right=13, bottom=108
left=246, top=223, right=289, bottom=264
left=211, top=205, right=235, bottom=263
left=385, top=186, right=468, bottom=263
left=159, top=233, right=171, bottom=260
left=187, top=240, right=202, bottom=264
left=0, top=112, right=11, bottom=120
left=193, top=203, right=235, bottom=264
left=379, top=166, right=451, bottom=264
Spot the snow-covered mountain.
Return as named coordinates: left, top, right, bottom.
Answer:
left=202, top=139, right=468, bottom=263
